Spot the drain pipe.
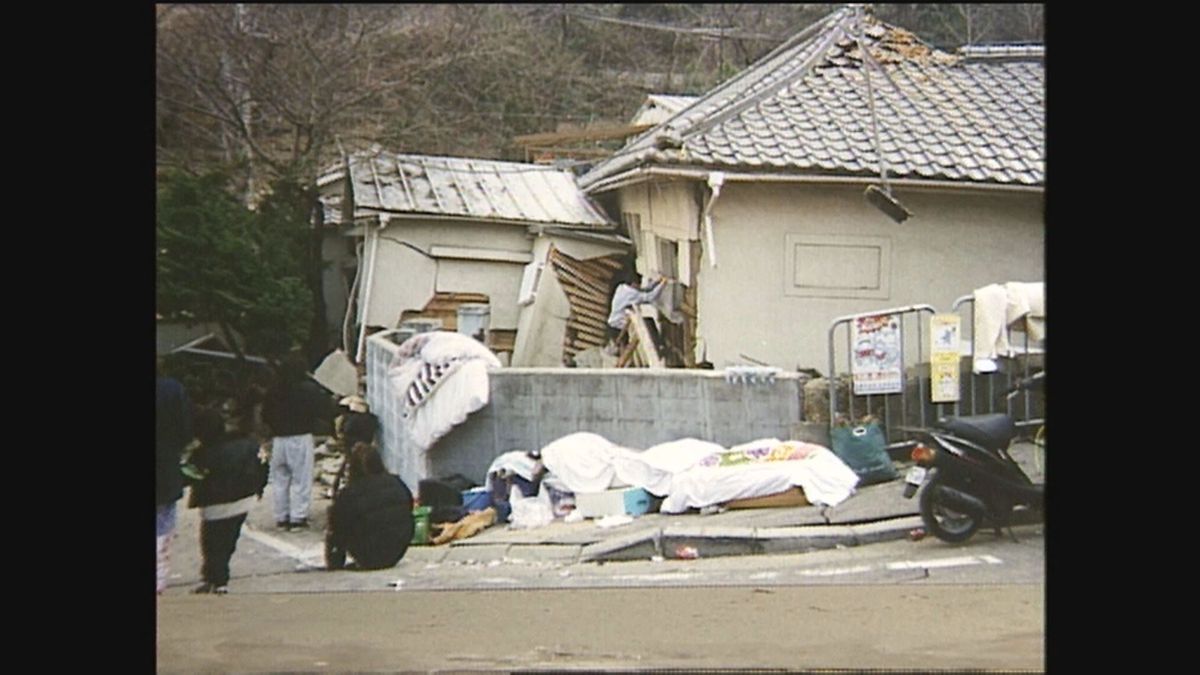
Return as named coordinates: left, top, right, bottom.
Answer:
left=702, top=171, right=725, bottom=267
left=354, top=214, right=388, bottom=363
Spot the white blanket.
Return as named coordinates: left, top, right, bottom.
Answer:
left=539, top=432, right=625, bottom=494
left=537, top=433, right=859, bottom=512
left=661, top=441, right=859, bottom=513
left=387, top=332, right=502, bottom=453
left=973, top=281, right=1045, bottom=372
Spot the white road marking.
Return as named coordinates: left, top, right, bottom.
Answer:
left=797, top=565, right=873, bottom=577
left=241, top=526, right=325, bottom=566
left=611, top=573, right=698, bottom=582
left=795, top=555, right=1004, bottom=578
left=886, top=555, right=1004, bottom=571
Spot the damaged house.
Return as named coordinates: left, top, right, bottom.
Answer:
left=579, top=6, right=1045, bottom=371
left=317, top=150, right=631, bottom=367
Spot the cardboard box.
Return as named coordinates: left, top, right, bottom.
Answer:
left=575, top=486, right=654, bottom=518
left=723, top=487, right=810, bottom=510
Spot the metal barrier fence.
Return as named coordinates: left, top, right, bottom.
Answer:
left=826, top=298, right=1045, bottom=452
left=827, top=304, right=938, bottom=451
left=948, top=295, right=1044, bottom=431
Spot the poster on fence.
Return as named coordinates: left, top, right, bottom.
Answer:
left=851, top=313, right=903, bottom=395
left=930, top=314, right=961, bottom=403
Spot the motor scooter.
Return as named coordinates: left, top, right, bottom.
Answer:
left=901, top=372, right=1044, bottom=543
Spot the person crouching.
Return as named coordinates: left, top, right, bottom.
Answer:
left=186, top=408, right=269, bottom=594
left=325, top=443, right=414, bottom=570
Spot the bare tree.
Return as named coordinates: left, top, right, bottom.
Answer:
left=156, top=4, right=444, bottom=198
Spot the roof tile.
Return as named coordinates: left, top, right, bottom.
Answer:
left=583, top=7, right=1042, bottom=189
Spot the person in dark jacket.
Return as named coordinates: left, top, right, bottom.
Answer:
left=261, top=352, right=334, bottom=530
left=157, top=368, right=193, bottom=595
left=186, top=408, right=270, bottom=594
left=325, top=443, right=414, bottom=571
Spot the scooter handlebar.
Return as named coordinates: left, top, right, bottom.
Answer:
left=1005, top=371, right=1045, bottom=399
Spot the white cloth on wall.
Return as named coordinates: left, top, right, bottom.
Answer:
left=973, top=282, right=1045, bottom=373
left=387, top=331, right=502, bottom=454
left=1004, top=281, right=1046, bottom=342
left=973, top=283, right=1009, bottom=371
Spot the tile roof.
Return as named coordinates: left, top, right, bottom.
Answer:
left=319, top=150, right=613, bottom=228
left=580, top=6, right=1044, bottom=190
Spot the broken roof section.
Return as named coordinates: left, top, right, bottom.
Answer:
left=580, top=5, right=1044, bottom=191
left=320, top=148, right=614, bottom=228
left=630, top=94, right=700, bottom=127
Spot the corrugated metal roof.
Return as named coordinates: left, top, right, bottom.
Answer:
left=581, top=7, right=1044, bottom=190
left=320, top=151, right=613, bottom=227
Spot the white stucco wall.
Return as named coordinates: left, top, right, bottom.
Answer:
left=362, top=218, right=534, bottom=330
left=620, top=180, right=1044, bottom=371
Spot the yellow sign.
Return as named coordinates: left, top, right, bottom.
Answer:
left=930, top=314, right=961, bottom=403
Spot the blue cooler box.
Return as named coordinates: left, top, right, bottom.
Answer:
left=462, top=487, right=492, bottom=512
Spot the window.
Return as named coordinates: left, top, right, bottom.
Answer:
left=784, top=234, right=892, bottom=299
left=657, top=236, right=679, bottom=279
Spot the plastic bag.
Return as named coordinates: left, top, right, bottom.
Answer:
left=830, top=420, right=898, bottom=486
left=508, top=485, right=554, bottom=530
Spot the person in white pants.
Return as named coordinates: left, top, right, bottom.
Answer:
left=262, top=352, right=334, bottom=530
left=270, top=434, right=315, bottom=528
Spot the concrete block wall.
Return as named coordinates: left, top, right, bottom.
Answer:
left=367, top=331, right=809, bottom=492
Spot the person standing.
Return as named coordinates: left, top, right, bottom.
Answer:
left=156, top=366, right=193, bottom=595
left=185, top=408, right=269, bottom=594
left=261, top=353, right=333, bottom=530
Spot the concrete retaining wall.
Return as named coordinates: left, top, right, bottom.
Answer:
left=367, top=331, right=809, bottom=491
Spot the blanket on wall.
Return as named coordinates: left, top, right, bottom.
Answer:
left=387, top=331, right=502, bottom=453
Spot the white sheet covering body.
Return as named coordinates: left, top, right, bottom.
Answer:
left=660, top=440, right=859, bottom=513
left=387, top=332, right=502, bottom=453
left=539, top=432, right=625, bottom=493
left=536, top=433, right=859, bottom=513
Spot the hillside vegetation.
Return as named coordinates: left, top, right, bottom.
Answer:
left=156, top=3, right=1044, bottom=190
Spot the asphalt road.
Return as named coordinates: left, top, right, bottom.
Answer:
left=157, top=526, right=1044, bottom=671
left=157, top=583, right=1044, bottom=671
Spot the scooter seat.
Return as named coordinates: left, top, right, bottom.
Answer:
left=936, top=414, right=1018, bottom=452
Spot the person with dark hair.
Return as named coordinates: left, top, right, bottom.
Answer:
left=261, top=352, right=334, bottom=530
left=157, top=367, right=193, bottom=595
left=324, top=443, right=414, bottom=571
left=329, top=398, right=380, bottom=499
left=185, top=408, right=269, bottom=594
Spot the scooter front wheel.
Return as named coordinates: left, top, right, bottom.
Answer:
left=920, top=478, right=984, bottom=544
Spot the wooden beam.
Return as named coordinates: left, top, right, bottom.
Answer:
left=627, top=309, right=664, bottom=368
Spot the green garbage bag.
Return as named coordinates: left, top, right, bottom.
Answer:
left=830, top=420, right=898, bottom=486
